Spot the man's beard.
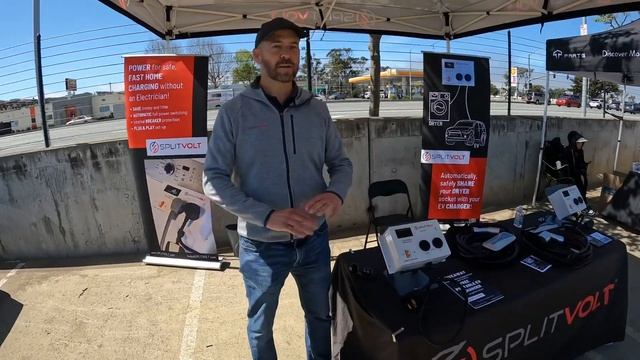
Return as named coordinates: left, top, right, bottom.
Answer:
left=263, top=58, right=298, bottom=83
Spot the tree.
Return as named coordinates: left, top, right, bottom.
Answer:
left=369, top=35, right=381, bottom=117
left=232, top=50, right=259, bottom=84
left=300, top=51, right=327, bottom=92
left=145, top=40, right=183, bottom=54
left=324, top=48, right=368, bottom=95
left=570, top=77, right=619, bottom=99
left=190, top=39, right=233, bottom=89
left=531, top=84, right=545, bottom=93
left=549, top=88, right=566, bottom=99
left=595, top=13, right=639, bottom=29
left=490, top=83, right=499, bottom=96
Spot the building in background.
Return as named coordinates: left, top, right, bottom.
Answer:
left=349, top=68, right=424, bottom=99
left=92, top=92, right=125, bottom=119
left=0, top=102, right=54, bottom=133
left=48, top=93, right=94, bottom=126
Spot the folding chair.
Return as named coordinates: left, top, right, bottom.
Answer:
left=364, top=179, right=415, bottom=249
left=536, top=137, right=574, bottom=199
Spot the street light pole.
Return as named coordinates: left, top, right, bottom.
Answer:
left=33, top=0, right=50, bottom=148
left=581, top=17, right=588, bottom=117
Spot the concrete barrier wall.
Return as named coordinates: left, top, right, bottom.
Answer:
left=0, top=142, right=145, bottom=259
left=1, top=116, right=639, bottom=260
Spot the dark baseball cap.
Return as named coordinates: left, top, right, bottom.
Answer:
left=254, top=17, right=306, bottom=49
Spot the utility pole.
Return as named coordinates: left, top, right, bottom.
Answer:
left=528, top=53, right=531, bottom=93
left=306, top=34, right=312, bottom=92
left=33, top=0, right=50, bottom=148
left=581, top=17, right=588, bottom=117
left=508, top=30, right=512, bottom=116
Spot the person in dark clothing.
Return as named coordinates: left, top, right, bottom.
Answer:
left=565, top=131, right=589, bottom=196
left=565, top=130, right=595, bottom=215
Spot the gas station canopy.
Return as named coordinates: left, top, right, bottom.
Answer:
left=99, top=0, right=640, bottom=40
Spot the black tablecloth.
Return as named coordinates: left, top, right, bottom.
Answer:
left=331, top=214, right=628, bottom=360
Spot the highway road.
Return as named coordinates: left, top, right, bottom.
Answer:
left=1, top=100, right=636, bottom=157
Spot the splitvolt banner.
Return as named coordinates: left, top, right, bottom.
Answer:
left=124, top=55, right=218, bottom=262
left=421, top=53, right=490, bottom=221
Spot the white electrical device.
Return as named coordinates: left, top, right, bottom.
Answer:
left=380, top=220, right=451, bottom=274
left=547, top=185, right=586, bottom=220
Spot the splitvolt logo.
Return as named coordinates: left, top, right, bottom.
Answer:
left=149, top=141, right=160, bottom=154
left=146, top=137, right=207, bottom=156
left=421, top=150, right=470, bottom=165
left=431, top=282, right=616, bottom=360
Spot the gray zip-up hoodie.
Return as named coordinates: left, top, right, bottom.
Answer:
left=203, top=83, right=353, bottom=242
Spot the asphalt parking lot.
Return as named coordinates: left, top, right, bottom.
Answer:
left=1, top=192, right=639, bottom=360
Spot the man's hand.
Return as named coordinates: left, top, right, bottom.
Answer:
left=266, top=208, right=317, bottom=238
left=303, top=192, right=343, bottom=219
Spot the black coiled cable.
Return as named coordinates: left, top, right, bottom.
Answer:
left=445, top=224, right=520, bottom=267
left=521, top=223, right=592, bottom=268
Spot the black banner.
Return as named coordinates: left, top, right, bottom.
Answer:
left=421, top=52, right=491, bottom=221
left=546, top=19, right=640, bottom=85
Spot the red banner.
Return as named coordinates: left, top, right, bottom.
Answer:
left=428, top=158, right=487, bottom=219
left=124, top=56, right=195, bottom=149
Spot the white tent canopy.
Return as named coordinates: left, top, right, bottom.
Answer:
left=99, top=0, right=640, bottom=40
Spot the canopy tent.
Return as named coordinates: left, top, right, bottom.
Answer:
left=99, top=0, right=640, bottom=40
left=532, top=19, right=640, bottom=205
left=98, top=0, right=640, bottom=208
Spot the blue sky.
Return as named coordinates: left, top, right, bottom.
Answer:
left=0, top=1, right=638, bottom=101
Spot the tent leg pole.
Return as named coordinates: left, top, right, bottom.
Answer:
left=614, top=83, right=626, bottom=172
left=614, top=120, right=623, bottom=172
left=532, top=71, right=550, bottom=207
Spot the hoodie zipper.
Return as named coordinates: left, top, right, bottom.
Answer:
left=279, top=111, right=295, bottom=209
left=290, top=114, right=297, bottom=155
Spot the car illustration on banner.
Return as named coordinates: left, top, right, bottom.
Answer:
left=445, top=120, right=487, bottom=148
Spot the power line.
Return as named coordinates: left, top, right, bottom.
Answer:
left=0, top=67, right=35, bottom=80
left=43, top=24, right=138, bottom=41
left=42, top=31, right=149, bottom=51
left=42, top=39, right=152, bottom=59
left=0, top=49, right=34, bottom=62
left=0, top=41, right=34, bottom=53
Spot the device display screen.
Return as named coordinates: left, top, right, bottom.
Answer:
left=562, top=190, right=570, bottom=197
left=164, top=185, right=182, bottom=197
left=395, top=228, right=413, bottom=239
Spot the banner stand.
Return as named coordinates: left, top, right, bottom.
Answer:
left=142, top=255, right=228, bottom=270
left=124, top=54, right=227, bottom=271
left=421, top=52, right=491, bottom=222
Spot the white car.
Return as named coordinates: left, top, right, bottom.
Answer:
left=65, top=115, right=93, bottom=126
left=588, top=99, right=603, bottom=109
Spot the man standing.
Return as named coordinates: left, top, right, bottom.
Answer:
left=203, top=18, right=353, bottom=360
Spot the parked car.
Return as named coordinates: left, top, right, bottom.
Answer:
left=65, top=115, right=93, bottom=126
left=313, top=93, right=326, bottom=101
left=588, top=99, right=603, bottom=109
left=363, top=90, right=386, bottom=99
left=607, top=101, right=621, bottom=111
left=328, top=93, right=346, bottom=100
left=445, top=120, right=487, bottom=148
left=525, top=92, right=546, bottom=105
left=623, top=102, right=640, bottom=114
left=556, top=95, right=581, bottom=107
